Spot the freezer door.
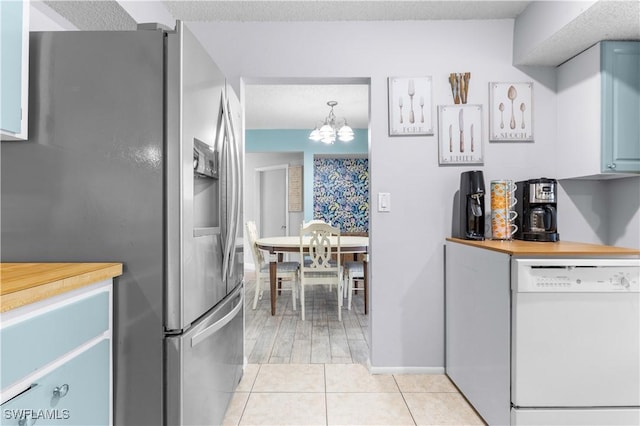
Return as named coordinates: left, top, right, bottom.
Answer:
left=166, top=22, right=227, bottom=331
left=165, top=284, right=244, bottom=426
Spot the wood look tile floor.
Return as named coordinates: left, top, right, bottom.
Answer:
left=243, top=274, right=370, bottom=365
left=227, top=274, right=487, bottom=425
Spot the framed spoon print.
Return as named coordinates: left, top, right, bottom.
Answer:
left=388, top=77, right=434, bottom=136
left=489, top=82, right=534, bottom=142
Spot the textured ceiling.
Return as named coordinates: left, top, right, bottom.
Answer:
left=32, top=1, right=640, bottom=130
left=246, top=84, right=370, bottom=130
left=163, top=1, right=530, bottom=22
left=36, top=0, right=531, bottom=130
left=518, top=0, right=640, bottom=66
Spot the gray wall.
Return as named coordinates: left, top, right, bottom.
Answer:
left=30, top=7, right=638, bottom=371
left=558, top=177, right=640, bottom=248
left=189, top=19, right=559, bottom=371
left=244, top=152, right=304, bottom=268
left=190, top=19, right=639, bottom=371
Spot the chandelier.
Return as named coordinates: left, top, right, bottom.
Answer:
left=309, top=101, right=354, bottom=144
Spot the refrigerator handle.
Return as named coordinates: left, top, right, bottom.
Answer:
left=222, top=93, right=241, bottom=278
left=227, top=95, right=242, bottom=275
left=191, top=291, right=243, bottom=347
left=221, top=93, right=234, bottom=279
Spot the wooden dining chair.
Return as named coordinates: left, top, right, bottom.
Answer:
left=299, top=221, right=342, bottom=321
left=246, top=221, right=299, bottom=310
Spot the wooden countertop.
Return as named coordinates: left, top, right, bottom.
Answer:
left=446, top=238, right=640, bottom=256
left=0, top=263, right=123, bottom=313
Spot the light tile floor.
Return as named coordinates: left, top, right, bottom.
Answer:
left=223, top=363, right=487, bottom=426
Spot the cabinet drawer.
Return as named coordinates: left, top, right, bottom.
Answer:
left=1, top=340, right=110, bottom=426
left=0, top=291, right=109, bottom=390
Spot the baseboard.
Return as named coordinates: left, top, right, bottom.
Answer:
left=368, top=365, right=446, bottom=375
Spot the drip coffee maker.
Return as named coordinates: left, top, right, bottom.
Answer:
left=514, top=177, right=560, bottom=242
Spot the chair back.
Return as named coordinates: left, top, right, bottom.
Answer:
left=246, top=221, right=265, bottom=268
left=299, top=222, right=341, bottom=272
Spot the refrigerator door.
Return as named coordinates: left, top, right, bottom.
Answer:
left=165, top=22, right=227, bottom=332
left=165, top=284, right=244, bottom=426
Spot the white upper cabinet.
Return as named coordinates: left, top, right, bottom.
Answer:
left=1, top=0, right=29, bottom=140
left=556, top=41, right=640, bottom=179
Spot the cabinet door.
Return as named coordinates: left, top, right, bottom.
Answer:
left=0, top=0, right=28, bottom=140
left=0, top=340, right=110, bottom=426
left=601, top=41, right=640, bottom=173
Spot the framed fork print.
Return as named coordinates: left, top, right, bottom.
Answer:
left=489, top=82, right=534, bottom=142
left=388, top=77, right=433, bottom=136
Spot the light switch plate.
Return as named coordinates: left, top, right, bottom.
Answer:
left=378, top=192, right=391, bottom=212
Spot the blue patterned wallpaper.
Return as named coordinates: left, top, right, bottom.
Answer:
left=313, top=158, right=369, bottom=233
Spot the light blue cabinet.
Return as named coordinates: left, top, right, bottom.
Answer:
left=557, top=41, right=640, bottom=179
left=601, top=41, right=640, bottom=174
left=0, top=0, right=29, bottom=140
left=0, top=282, right=112, bottom=426
left=1, top=341, right=110, bottom=426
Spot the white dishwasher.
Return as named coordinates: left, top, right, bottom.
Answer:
left=511, top=258, right=640, bottom=426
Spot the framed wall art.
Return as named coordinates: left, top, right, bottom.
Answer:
left=489, top=82, right=533, bottom=142
left=438, top=104, right=484, bottom=165
left=388, top=77, right=433, bottom=136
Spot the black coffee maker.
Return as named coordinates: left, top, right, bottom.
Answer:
left=514, top=177, right=560, bottom=242
left=453, top=170, right=486, bottom=240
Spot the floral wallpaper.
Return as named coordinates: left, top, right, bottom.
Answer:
left=313, top=158, right=369, bottom=233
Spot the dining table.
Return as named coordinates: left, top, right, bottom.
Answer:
left=255, top=235, right=369, bottom=315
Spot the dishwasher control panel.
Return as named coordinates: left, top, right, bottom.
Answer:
left=513, top=258, right=640, bottom=292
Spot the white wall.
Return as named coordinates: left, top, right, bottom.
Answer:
left=607, top=177, right=640, bottom=248
left=190, top=19, right=559, bottom=371
left=190, top=19, right=639, bottom=371
left=558, top=177, right=640, bottom=248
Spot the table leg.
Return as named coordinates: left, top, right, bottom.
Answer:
left=277, top=253, right=284, bottom=295
left=363, top=256, right=368, bottom=315
left=269, top=258, right=277, bottom=315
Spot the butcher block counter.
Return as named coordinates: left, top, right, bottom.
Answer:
left=446, top=238, right=640, bottom=256
left=0, top=262, right=123, bottom=313
left=1, top=263, right=121, bottom=424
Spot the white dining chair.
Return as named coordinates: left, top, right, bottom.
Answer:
left=300, top=219, right=338, bottom=289
left=246, top=221, right=299, bottom=310
left=299, top=221, right=342, bottom=321
left=343, top=260, right=366, bottom=312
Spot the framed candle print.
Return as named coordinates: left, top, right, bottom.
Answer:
left=438, top=104, right=484, bottom=165
left=388, top=77, right=433, bottom=136
left=489, top=82, right=534, bottom=142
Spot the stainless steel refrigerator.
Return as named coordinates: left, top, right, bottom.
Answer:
left=0, top=22, right=244, bottom=425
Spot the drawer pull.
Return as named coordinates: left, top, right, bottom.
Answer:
left=18, top=416, right=36, bottom=426
left=53, top=384, right=69, bottom=398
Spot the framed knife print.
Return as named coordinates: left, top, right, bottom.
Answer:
left=388, top=77, right=434, bottom=136
left=438, top=104, right=484, bottom=165
left=489, top=82, right=534, bottom=142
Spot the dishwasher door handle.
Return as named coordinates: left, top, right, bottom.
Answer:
left=191, top=292, right=243, bottom=348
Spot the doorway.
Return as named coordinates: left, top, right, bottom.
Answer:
left=242, top=78, right=371, bottom=365
left=256, top=164, right=289, bottom=238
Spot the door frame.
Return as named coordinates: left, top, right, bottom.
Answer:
left=254, top=164, right=289, bottom=238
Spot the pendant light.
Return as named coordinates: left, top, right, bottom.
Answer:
left=309, top=101, right=354, bottom=144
